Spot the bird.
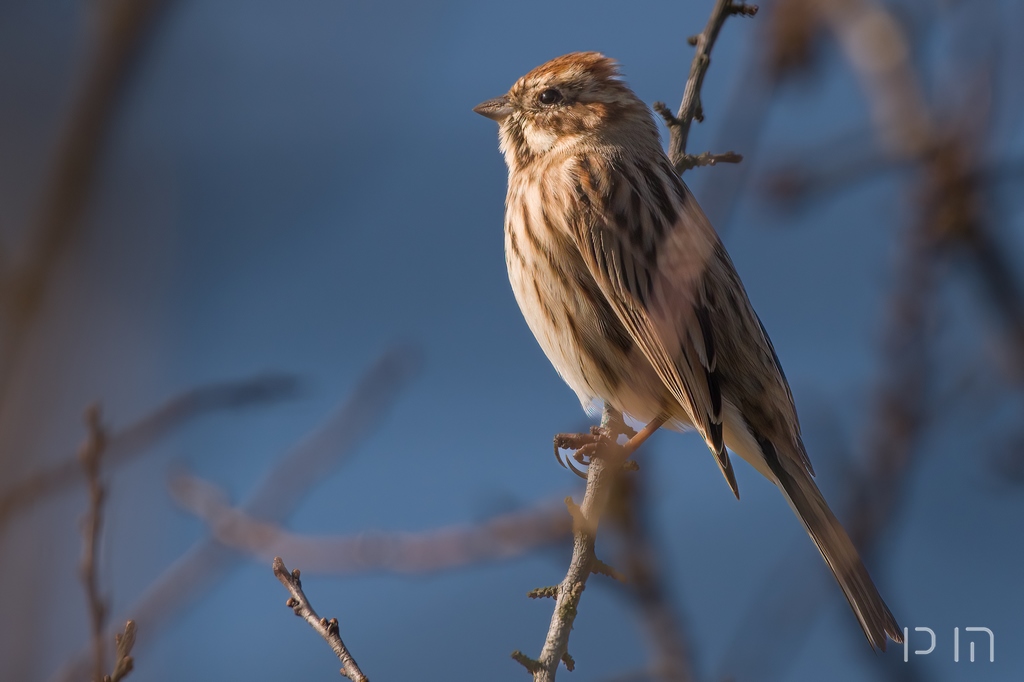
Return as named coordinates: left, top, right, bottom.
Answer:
left=474, top=51, right=902, bottom=649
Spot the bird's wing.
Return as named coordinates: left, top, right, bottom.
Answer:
left=702, top=243, right=814, bottom=478
left=569, top=155, right=738, bottom=497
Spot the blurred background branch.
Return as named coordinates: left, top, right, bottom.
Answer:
left=0, top=0, right=175, bottom=416
left=0, top=374, right=299, bottom=535
left=51, top=349, right=417, bottom=682
left=171, top=471, right=570, bottom=574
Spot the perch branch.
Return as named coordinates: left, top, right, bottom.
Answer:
left=513, top=407, right=638, bottom=682
left=273, top=558, right=368, bottom=681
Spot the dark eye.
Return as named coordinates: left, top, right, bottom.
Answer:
left=538, top=88, right=563, bottom=105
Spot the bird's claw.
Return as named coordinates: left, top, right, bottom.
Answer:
left=553, top=429, right=621, bottom=478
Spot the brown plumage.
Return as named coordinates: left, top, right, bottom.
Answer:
left=475, top=51, right=901, bottom=649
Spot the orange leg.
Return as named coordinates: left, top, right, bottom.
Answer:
left=621, top=415, right=667, bottom=455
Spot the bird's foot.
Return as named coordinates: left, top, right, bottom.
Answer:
left=553, top=424, right=633, bottom=478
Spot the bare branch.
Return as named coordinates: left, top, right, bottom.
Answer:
left=0, top=373, right=298, bottom=535
left=514, top=408, right=636, bottom=682
left=77, top=405, right=110, bottom=682
left=273, top=558, right=368, bottom=681
left=170, top=471, right=570, bottom=574
left=660, top=0, right=758, bottom=174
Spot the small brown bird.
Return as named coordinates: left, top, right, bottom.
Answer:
left=475, top=52, right=901, bottom=649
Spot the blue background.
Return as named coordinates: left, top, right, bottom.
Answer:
left=1, top=0, right=1022, bottom=680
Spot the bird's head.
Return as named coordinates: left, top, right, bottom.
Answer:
left=474, top=52, right=655, bottom=169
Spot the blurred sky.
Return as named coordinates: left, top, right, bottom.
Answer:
left=1, top=0, right=1023, bottom=681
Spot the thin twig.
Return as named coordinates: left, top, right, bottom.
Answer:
left=78, top=405, right=110, bottom=682
left=677, top=150, right=744, bottom=172
left=657, top=0, right=758, bottom=174
left=513, top=407, right=633, bottom=682
left=170, top=472, right=570, bottom=574
left=51, top=349, right=418, bottom=682
left=0, top=373, right=298, bottom=535
left=273, top=558, right=368, bottom=682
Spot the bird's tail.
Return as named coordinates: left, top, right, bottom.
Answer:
left=761, top=438, right=903, bottom=650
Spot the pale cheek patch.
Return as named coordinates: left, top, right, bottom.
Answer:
left=522, top=122, right=558, bottom=154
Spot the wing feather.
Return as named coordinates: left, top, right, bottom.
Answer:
left=571, top=156, right=739, bottom=497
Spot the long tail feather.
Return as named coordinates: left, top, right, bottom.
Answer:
left=759, top=436, right=902, bottom=650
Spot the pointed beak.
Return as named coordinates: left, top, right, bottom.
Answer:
left=473, top=95, right=512, bottom=121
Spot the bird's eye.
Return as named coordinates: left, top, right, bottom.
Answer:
left=538, top=88, right=563, bottom=105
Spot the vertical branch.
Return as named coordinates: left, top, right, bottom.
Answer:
left=77, top=405, right=109, bottom=682
left=513, top=408, right=632, bottom=682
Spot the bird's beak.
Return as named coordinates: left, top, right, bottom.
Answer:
left=473, top=95, right=512, bottom=121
